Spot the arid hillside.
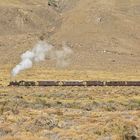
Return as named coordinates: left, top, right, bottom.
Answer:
left=0, top=1, right=139, bottom=140
left=51, top=0, right=140, bottom=71
left=0, top=0, right=139, bottom=84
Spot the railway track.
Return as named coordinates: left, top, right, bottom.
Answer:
left=9, top=81, right=140, bottom=86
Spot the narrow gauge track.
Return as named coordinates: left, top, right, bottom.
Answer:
left=9, top=81, right=140, bottom=86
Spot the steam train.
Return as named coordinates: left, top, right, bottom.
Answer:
left=9, top=80, right=140, bottom=86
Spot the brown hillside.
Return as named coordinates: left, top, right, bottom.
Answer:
left=0, top=0, right=139, bottom=84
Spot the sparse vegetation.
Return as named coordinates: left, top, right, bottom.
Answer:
left=0, top=87, right=139, bottom=139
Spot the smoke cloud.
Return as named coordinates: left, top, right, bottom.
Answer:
left=50, top=42, right=73, bottom=67
left=11, top=41, right=73, bottom=76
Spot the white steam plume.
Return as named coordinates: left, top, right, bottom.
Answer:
left=54, top=44, right=73, bottom=67
left=11, top=41, right=73, bottom=76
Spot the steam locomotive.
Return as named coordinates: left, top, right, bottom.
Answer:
left=9, top=80, right=140, bottom=86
